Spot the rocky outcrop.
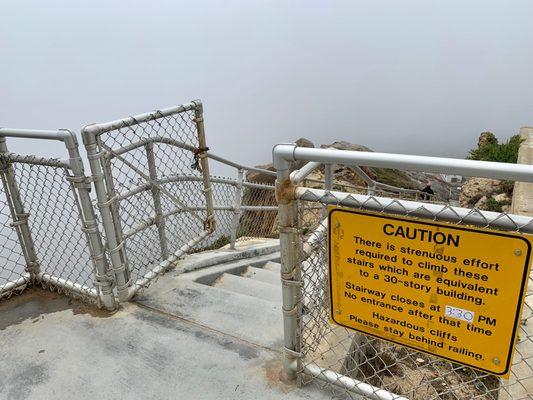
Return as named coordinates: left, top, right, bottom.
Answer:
left=459, top=178, right=512, bottom=211
left=238, top=138, right=457, bottom=238
left=477, top=131, right=497, bottom=148
left=460, top=132, right=519, bottom=212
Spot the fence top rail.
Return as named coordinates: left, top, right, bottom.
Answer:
left=81, top=101, right=200, bottom=137
left=0, top=128, right=78, bottom=148
left=273, top=143, right=533, bottom=183
left=297, top=186, right=533, bottom=233
left=2, top=152, right=71, bottom=169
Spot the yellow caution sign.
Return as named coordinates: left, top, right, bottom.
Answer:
left=328, top=206, right=532, bottom=377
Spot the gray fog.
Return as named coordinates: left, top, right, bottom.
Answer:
left=1, top=0, right=532, bottom=170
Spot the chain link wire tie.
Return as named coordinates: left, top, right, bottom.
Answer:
left=10, top=212, right=29, bottom=227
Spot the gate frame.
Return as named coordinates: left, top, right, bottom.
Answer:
left=0, top=128, right=116, bottom=310
left=81, top=100, right=215, bottom=302
left=273, top=143, right=533, bottom=399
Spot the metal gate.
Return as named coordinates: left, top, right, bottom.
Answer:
left=81, top=100, right=215, bottom=301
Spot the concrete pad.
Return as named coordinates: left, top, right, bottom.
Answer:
left=0, top=289, right=328, bottom=400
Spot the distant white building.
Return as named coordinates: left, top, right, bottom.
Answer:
left=440, top=174, right=463, bottom=184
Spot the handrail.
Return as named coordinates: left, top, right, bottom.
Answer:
left=100, top=134, right=276, bottom=178
left=288, top=147, right=436, bottom=197
left=289, top=161, right=322, bottom=183
left=208, top=152, right=277, bottom=176
left=273, top=143, right=533, bottom=183
left=111, top=174, right=274, bottom=204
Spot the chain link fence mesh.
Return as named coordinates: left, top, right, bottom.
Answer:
left=237, top=173, right=278, bottom=242
left=0, top=155, right=101, bottom=303
left=296, top=189, right=532, bottom=400
left=89, top=105, right=213, bottom=289
left=16, top=163, right=97, bottom=298
left=0, top=166, right=29, bottom=300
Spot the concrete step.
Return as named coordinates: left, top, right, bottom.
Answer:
left=136, top=278, right=282, bottom=348
left=242, top=266, right=280, bottom=286
left=213, top=273, right=281, bottom=303
left=263, top=261, right=281, bottom=273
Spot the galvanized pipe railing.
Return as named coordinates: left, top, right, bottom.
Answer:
left=272, top=142, right=533, bottom=397
left=278, top=144, right=533, bottom=183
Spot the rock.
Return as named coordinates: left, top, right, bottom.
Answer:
left=459, top=178, right=505, bottom=208
left=245, top=138, right=315, bottom=184
left=294, top=138, right=315, bottom=170
left=245, top=163, right=275, bottom=185
left=295, top=137, right=315, bottom=149
left=474, top=195, right=488, bottom=209
left=477, top=132, right=497, bottom=148
left=239, top=138, right=314, bottom=238
left=321, top=141, right=372, bottom=153
left=493, top=192, right=511, bottom=204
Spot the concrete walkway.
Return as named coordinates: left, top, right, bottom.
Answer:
left=0, top=240, right=329, bottom=400
left=0, top=288, right=328, bottom=400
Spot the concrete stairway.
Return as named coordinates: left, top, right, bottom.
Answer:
left=212, top=261, right=282, bottom=303
left=136, top=252, right=285, bottom=349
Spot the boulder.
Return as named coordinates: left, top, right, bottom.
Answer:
left=493, top=192, right=511, bottom=204
left=474, top=195, right=488, bottom=210
left=477, top=131, right=497, bottom=148
left=459, top=178, right=506, bottom=208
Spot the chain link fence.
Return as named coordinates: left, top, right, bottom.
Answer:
left=273, top=144, right=533, bottom=400
left=0, top=101, right=280, bottom=308
left=298, top=196, right=533, bottom=399
left=0, top=131, right=115, bottom=308
left=190, top=153, right=278, bottom=251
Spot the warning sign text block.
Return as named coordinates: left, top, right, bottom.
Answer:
left=328, top=207, right=532, bottom=376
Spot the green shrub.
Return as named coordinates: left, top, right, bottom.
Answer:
left=468, top=134, right=524, bottom=163
left=484, top=197, right=502, bottom=212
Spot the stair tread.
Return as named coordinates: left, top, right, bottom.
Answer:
left=136, top=279, right=282, bottom=348
left=213, top=273, right=281, bottom=303
left=262, top=261, right=281, bottom=272
left=241, top=266, right=280, bottom=286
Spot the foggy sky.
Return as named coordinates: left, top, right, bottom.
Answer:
left=1, top=0, right=532, bottom=173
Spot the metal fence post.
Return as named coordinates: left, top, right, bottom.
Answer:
left=229, top=168, right=244, bottom=249
left=192, top=100, right=216, bottom=233
left=82, top=128, right=131, bottom=302
left=0, top=138, right=40, bottom=281
left=61, top=130, right=116, bottom=310
left=145, top=142, right=169, bottom=260
left=275, top=146, right=302, bottom=381
left=323, top=163, right=333, bottom=217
